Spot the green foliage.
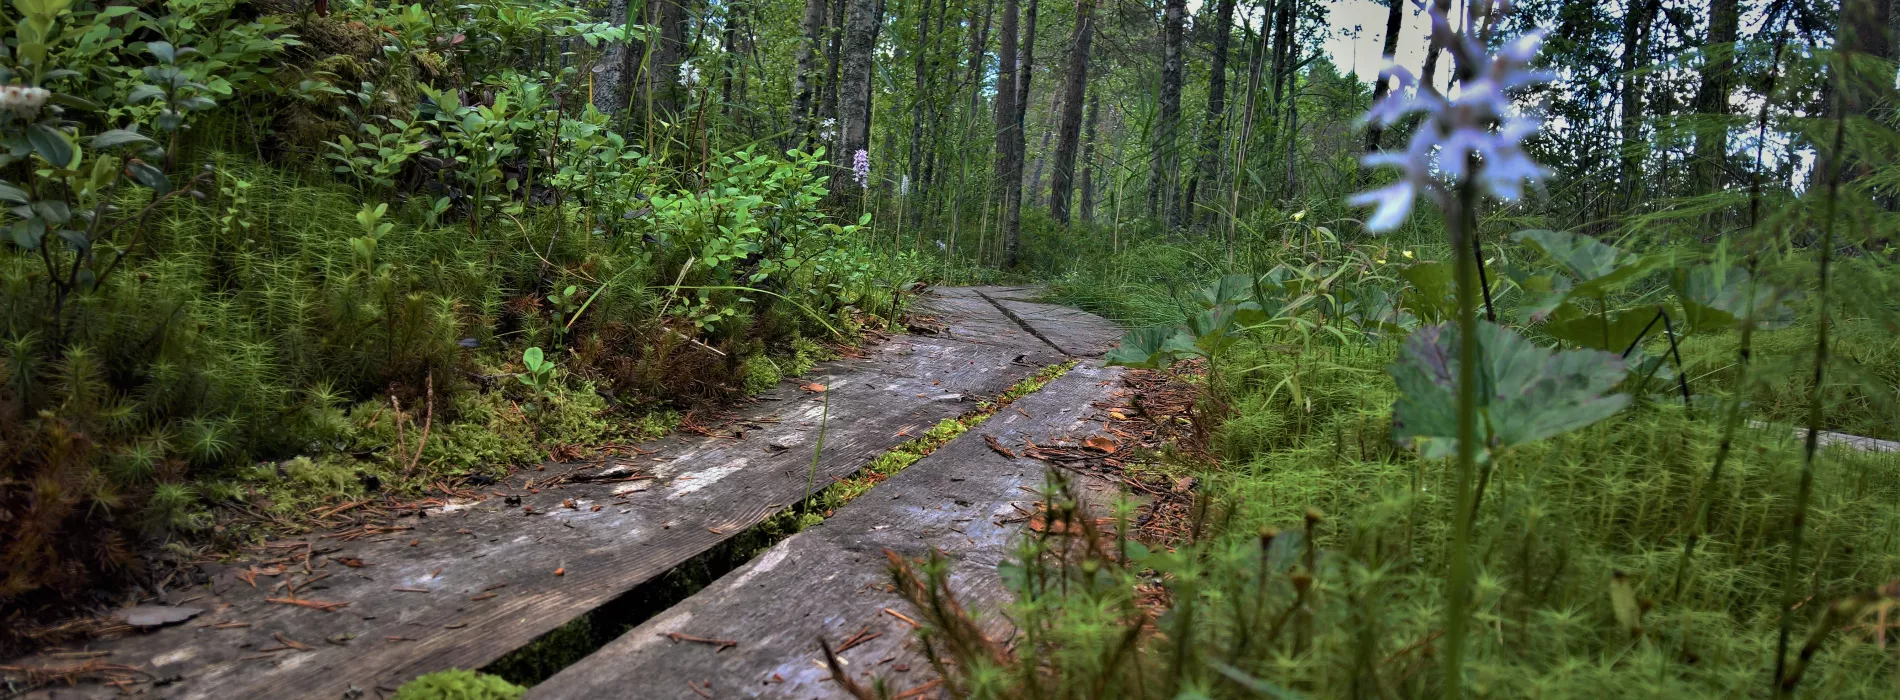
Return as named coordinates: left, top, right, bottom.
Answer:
left=391, top=669, right=523, bottom=700
left=0, top=0, right=915, bottom=610
left=1390, top=321, right=1629, bottom=460
left=740, top=354, right=783, bottom=394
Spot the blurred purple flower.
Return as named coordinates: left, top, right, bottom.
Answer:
left=852, top=149, right=871, bottom=189
left=1351, top=1, right=1551, bottom=233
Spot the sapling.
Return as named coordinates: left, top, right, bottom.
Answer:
left=1347, top=2, right=1554, bottom=695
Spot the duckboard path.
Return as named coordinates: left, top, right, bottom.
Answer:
left=529, top=362, right=1129, bottom=700
left=7, top=286, right=1124, bottom=699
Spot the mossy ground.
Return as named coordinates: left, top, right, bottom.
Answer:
left=920, top=234, right=1900, bottom=698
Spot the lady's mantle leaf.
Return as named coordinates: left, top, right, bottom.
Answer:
left=1390, top=321, right=1630, bottom=459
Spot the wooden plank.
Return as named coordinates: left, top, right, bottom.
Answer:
left=987, top=295, right=1124, bottom=358
left=910, top=288, right=1066, bottom=364
left=10, top=290, right=1078, bottom=700
left=528, top=363, right=1128, bottom=700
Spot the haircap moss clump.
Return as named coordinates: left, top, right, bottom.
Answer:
left=391, top=669, right=523, bottom=700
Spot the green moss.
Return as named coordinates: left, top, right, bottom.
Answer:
left=391, top=669, right=523, bottom=700
left=740, top=354, right=784, bottom=394
left=785, top=336, right=831, bottom=377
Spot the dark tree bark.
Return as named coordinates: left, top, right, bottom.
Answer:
left=1364, top=0, right=1403, bottom=152
left=1417, top=0, right=1446, bottom=93
left=906, top=0, right=935, bottom=201
left=646, top=0, right=689, bottom=119
left=720, top=3, right=740, bottom=118
left=966, top=0, right=994, bottom=116
left=1618, top=0, right=1661, bottom=204
left=821, top=0, right=845, bottom=130
left=1026, top=123, right=1053, bottom=201
left=1687, top=0, right=1734, bottom=196
left=1827, top=0, right=1896, bottom=185
left=1048, top=0, right=1095, bottom=225
left=994, top=0, right=1020, bottom=263
left=1077, top=89, right=1099, bottom=223
left=1281, top=4, right=1298, bottom=200
left=792, top=0, right=829, bottom=146
left=1002, top=0, right=1038, bottom=267
left=1185, top=0, right=1234, bottom=225
left=1148, top=0, right=1185, bottom=226
left=592, top=0, right=639, bottom=115
left=835, top=0, right=878, bottom=195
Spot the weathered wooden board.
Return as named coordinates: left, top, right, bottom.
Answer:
left=528, top=363, right=1128, bottom=700
left=917, top=286, right=1123, bottom=359
left=11, top=290, right=1081, bottom=700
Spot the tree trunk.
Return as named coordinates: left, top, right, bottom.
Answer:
left=993, top=0, right=1019, bottom=265
left=821, top=0, right=845, bottom=131
left=1828, top=0, right=1896, bottom=185
left=720, top=2, right=739, bottom=118
left=966, top=0, right=994, bottom=116
left=646, top=0, right=689, bottom=119
left=1186, top=0, right=1234, bottom=225
left=1149, top=0, right=1185, bottom=227
left=1002, top=0, right=1038, bottom=267
left=592, top=0, right=640, bottom=115
left=792, top=0, right=829, bottom=146
left=1281, top=10, right=1298, bottom=201
left=1618, top=0, right=1660, bottom=205
left=1077, top=88, right=1099, bottom=223
left=1417, top=0, right=1446, bottom=93
left=1364, top=0, right=1403, bottom=152
left=836, top=0, right=878, bottom=195
left=1048, top=0, right=1095, bottom=225
left=906, top=0, right=934, bottom=201
left=1687, top=0, right=1735, bottom=196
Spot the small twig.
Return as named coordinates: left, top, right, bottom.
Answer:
left=663, top=631, right=739, bottom=651
left=264, top=598, right=350, bottom=612
left=405, top=373, right=435, bottom=478
left=817, top=638, right=877, bottom=700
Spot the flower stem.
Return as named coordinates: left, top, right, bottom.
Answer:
left=1443, top=172, right=1481, bottom=700
left=1773, top=50, right=1844, bottom=697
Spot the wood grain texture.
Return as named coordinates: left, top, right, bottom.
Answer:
left=528, top=363, right=1128, bottom=700
left=10, top=289, right=1119, bottom=700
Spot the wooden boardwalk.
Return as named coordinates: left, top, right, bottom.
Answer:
left=529, top=362, right=1127, bottom=699
left=8, top=287, right=1123, bottom=699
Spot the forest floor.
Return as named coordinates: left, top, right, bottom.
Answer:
left=0, top=287, right=1211, bottom=700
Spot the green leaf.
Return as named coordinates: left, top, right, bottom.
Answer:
left=146, top=40, right=176, bottom=63
left=10, top=218, right=43, bottom=249
left=1194, top=274, right=1256, bottom=309
left=1512, top=228, right=1661, bottom=297
left=48, top=92, right=99, bottom=111
left=92, top=129, right=154, bottom=149
left=1513, top=229, right=1620, bottom=281
left=1104, top=326, right=1178, bottom=369
left=1399, top=260, right=1456, bottom=324
left=127, top=84, right=164, bottom=104
left=125, top=160, right=168, bottom=192
left=1669, top=263, right=1795, bottom=334
left=1390, top=321, right=1630, bottom=460
left=0, top=182, right=27, bottom=204
left=30, top=199, right=69, bottom=225
left=1544, top=308, right=1659, bottom=353
left=27, top=123, right=74, bottom=168
left=55, top=229, right=88, bottom=250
